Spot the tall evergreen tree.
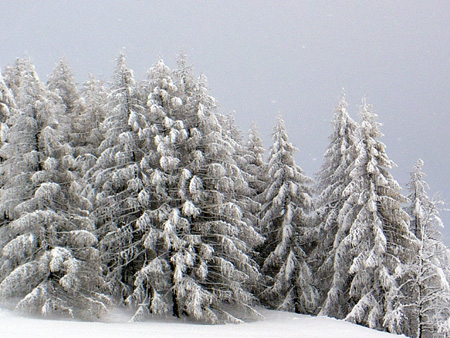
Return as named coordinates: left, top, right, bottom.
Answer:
left=314, top=95, right=359, bottom=317
left=89, top=51, right=147, bottom=301
left=124, top=58, right=188, bottom=320
left=338, top=99, right=415, bottom=332
left=259, top=117, right=318, bottom=314
left=126, top=59, right=264, bottom=323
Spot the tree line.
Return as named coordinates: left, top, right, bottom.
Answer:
left=0, top=53, right=448, bottom=338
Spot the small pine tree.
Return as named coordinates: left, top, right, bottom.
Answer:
left=259, top=117, right=318, bottom=314
left=398, top=160, right=450, bottom=338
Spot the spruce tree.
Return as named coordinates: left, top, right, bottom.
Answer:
left=314, top=95, right=359, bottom=318
left=259, top=117, right=318, bottom=314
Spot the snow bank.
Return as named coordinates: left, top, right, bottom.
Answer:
left=0, top=307, right=404, bottom=338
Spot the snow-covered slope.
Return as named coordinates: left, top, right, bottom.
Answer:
left=0, top=307, right=404, bottom=338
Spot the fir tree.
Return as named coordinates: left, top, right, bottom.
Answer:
left=125, top=58, right=188, bottom=320
left=259, top=117, right=318, bottom=314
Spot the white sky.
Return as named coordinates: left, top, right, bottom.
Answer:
left=1, top=0, right=449, bottom=241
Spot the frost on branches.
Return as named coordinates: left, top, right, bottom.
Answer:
left=259, top=117, right=318, bottom=314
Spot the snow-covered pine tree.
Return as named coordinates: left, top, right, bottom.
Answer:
left=259, top=116, right=318, bottom=314
left=89, top=51, right=147, bottom=302
left=0, top=57, right=60, bottom=224
left=0, top=58, right=108, bottom=319
left=124, top=58, right=187, bottom=320
left=219, top=113, right=263, bottom=270
left=126, top=57, right=264, bottom=323
left=397, top=159, right=450, bottom=338
left=175, top=70, right=264, bottom=322
left=314, top=94, right=359, bottom=318
left=340, top=99, right=416, bottom=332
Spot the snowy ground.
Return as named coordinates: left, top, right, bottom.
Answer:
left=0, top=307, right=405, bottom=338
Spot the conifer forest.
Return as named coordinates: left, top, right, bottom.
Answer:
left=0, top=53, right=448, bottom=338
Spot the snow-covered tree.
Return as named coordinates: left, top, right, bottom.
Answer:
left=126, top=59, right=264, bottom=323
left=336, top=99, right=416, bottom=332
left=314, top=95, right=359, bottom=318
left=219, top=114, right=263, bottom=268
left=89, top=51, right=147, bottom=301
left=123, top=58, right=188, bottom=320
left=259, top=117, right=318, bottom=314
left=239, top=123, right=268, bottom=240
left=397, top=159, right=450, bottom=338
left=0, top=58, right=108, bottom=319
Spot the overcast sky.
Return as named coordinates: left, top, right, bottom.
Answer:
left=1, top=1, right=449, bottom=241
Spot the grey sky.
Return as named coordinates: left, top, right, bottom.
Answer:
left=1, top=1, right=450, bottom=241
